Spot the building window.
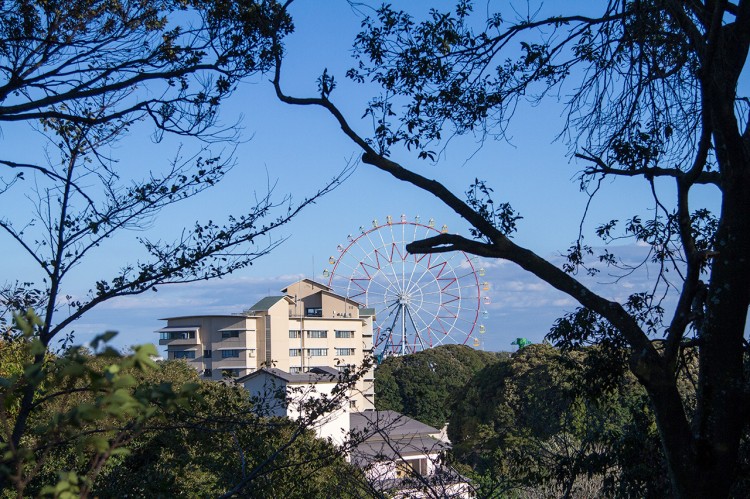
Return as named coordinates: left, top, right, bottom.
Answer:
left=221, top=330, right=240, bottom=339
left=306, top=307, right=323, bottom=317
left=221, top=369, right=240, bottom=378
left=289, top=330, right=301, bottom=339
left=221, top=349, right=241, bottom=358
left=203, top=350, right=212, bottom=358
left=404, top=458, right=428, bottom=475
left=173, top=350, right=195, bottom=359
left=307, top=348, right=328, bottom=357
left=160, top=330, right=195, bottom=340
left=289, top=348, right=302, bottom=357
left=289, top=367, right=302, bottom=374
left=203, top=369, right=212, bottom=377
left=335, top=348, right=355, bottom=356
left=349, top=400, right=357, bottom=409
left=306, top=330, right=327, bottom=339
left=335, top=330, right=355, bottom=338
left=247, top=350, right=255, bottom=358
left=336, top=364, right=355, bottom=373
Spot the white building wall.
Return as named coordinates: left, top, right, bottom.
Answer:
left=241, top=374, right=288, bottom=417
left=241, top=373, right=351, bottom=447
left=285, top=380, right=350, bottom=446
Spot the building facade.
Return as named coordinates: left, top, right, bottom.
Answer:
left=240, top=366, right=351, bottom=446
left=157, top=279, right=375, bottom=409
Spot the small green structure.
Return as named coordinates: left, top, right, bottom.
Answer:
left=511, top=337, right=532, bottom=349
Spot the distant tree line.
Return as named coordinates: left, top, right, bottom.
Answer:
left=375, top=344, right=505, bottom=429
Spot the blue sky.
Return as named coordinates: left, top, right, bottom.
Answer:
left=0, top=1, right=740, bottom=354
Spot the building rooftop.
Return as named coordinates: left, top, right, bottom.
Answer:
left=237, top=366, right=341, bottom=384
left=246, top=295, right=288, bottom=313
left=280, top=278, right=333, bottom=293
left=349, top=410, right=449, bottom=466
left=350, top=410, right=440, bottom=439
left=158, top=314, right=239, bottom=321
left=319, top=288, right=364, bottom=307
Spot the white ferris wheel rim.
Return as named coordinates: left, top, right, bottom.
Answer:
left=327, top=220, right=481, bottom=355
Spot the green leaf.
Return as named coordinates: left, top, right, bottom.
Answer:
left=90, top=330, right=118, bottom=350
left=29, top=338, right=46, bottom=356
left=113, top=374, right=137, bottom=390
left=87, top=436, right=110, bottom=453
left=109, top=447, right=132, bottom=457
left=61, top=361, right=87, bottom=378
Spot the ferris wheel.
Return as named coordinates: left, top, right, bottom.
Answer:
left=325, top=215, right=487, bottom=357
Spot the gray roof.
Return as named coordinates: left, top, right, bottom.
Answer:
left=349, top=411, right=449, bottom=468
left=159, top=314, right=238, bottom=321
left=237, top=366, right=340, bottom=384
left=351, top=435, right=449, bottom=464
left=350, top=410, right=440, bottom=439
left=360, top=307, right=376, bottom=317
left=246, top=296, right=287, bottom=312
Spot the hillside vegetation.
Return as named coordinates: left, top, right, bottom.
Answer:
left=374, top=344, right=506, bottom=428
left=374, top=343, right=740, bottom=497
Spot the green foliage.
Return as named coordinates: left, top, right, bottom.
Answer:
left=0, top=318, right=360, bottom=497
left=374, top=344, right=504, bottom=428
left=449, top=344, right=672, bottom=497
left=92, top=377, right=360, bottom=498
left=0, top=0, right=292, bottom=132
left=0, top=311, right=202, bottom=497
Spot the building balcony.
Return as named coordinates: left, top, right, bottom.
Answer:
left=217, top=327, right=255, bottom=341
left=214, top=333, right=254, bottom=349
left=156, top=327, right=200, bottom=346
left=214, top=357, right=256, bottom=368
left=159, top=338, right=200, bottom=346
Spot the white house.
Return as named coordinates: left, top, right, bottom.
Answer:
left=241, top=368, right=472, bottom=497
left=238, top=366, right=351, bottom=446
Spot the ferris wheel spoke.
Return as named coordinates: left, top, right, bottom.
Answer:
left=404, top=305, right=428, bottom=351
left=411, top=294, right=456, bottom=307
left=452, top=315, right=481, bottom=328
left=404, top=302, right=437, bottom=334
left=403, top=256, right=425, bottom=296
left=405, top=257, right=455, bottom=297
left=350, top=235, right=399, bottom=290
left=404, top=266, right=447, bottom=297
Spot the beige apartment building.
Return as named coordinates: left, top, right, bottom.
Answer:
left=157, top=279, right=375, bottom=409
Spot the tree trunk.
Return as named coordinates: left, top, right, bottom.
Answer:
left=652, top=18, right=750, bottom=498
